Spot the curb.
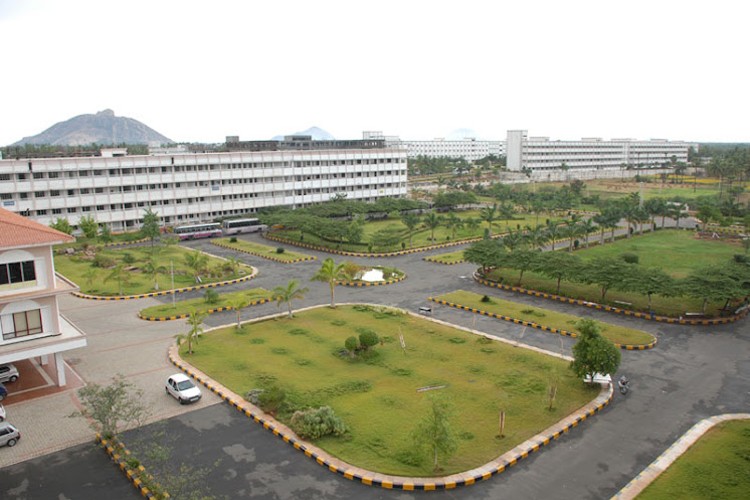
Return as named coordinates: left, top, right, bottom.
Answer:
left=72, top=270, right=257, bottom=301
left=212, top=240, right=317, bottom=264
left=167, top=305, right=613, bottom=490
left=473, top=274, right=747, bottom=326
left=428, top=297, right=657, bottom=350
left=336, top=273, right=406, bottom=287
left=97, top=434, right=165, bottom=499
left=612, top=413, right=750, bottom=499
left=138, top=297, right=272, bottom=321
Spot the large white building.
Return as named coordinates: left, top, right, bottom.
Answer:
left=0, top=144, right=408, bottom=232
left=363, top=131, right=504, bottom=161
left=506, top=130, right=693, bottom=174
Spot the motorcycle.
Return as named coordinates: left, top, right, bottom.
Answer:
left=618, top=376, right=630, bottom=395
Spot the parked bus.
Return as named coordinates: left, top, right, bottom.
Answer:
left=222, top=218, right=267, bottom=235
left=173, top=223, right=222, bottom=240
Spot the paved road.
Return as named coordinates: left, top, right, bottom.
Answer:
left=1, top=225, right=748, bottom=499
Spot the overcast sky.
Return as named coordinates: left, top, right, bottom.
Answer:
left=1, top=0, right=747, bottom=146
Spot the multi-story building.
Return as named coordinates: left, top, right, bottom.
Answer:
left=0, top=137, right=408, bottom=232
left=363, top=131, right=504, bottom=162
left=0, top=208, right=86, bottom=387
left=506, top=130, right=693, bottom=173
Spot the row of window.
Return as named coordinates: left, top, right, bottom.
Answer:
left=1, top=309, right=42, bottom=341
left=0, top=260, right=36, bottom=286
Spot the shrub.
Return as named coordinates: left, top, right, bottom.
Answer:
left=289, top=406, right=347, bottom=440
left=480, top=295, right=492, bottom=303
left=93, top=254, right=116, bottom=268
left=344, top=336, right=359, bottom=355
left=621, top=252, right=639, bottom=264
left=204, top=288, right=219, bottom=304
left=257, top=385, right=286, bottom=414
left=734, top=254, right=749, bottom=264
left=230, top=236, right=238, bottom=243
left=358, top=329, right=379, bottom=351
left=276, top=247, right=285, bottom=254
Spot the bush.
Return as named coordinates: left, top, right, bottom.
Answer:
left=480, top=295, right=492, bottom=303
left=93, top=254, right=116, bottom=268
left=276, top=247, right=285, bottom=254
left=734, top=254, right=749, bottom=264
left=358, top=329, right=379, bottom=351
left=621, top=252, right=639, bottom=264
left=122, top=253, right=135, bottom=265
left=230, top=237, right=238, bottom=243
left=204, top=288, right=219, bottom=304
left=257, top=385, right=286, bottom=414
left=289, top=406, right=347, bottom=440
left=344, top=336, right=359, bottom=354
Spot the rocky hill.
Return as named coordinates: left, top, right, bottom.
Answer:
left=12, top=109, right=172, bottom=146
left=272, top=126, right=335, bottom=141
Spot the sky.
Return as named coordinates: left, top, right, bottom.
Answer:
left=0, top=0, right=748, bottom=146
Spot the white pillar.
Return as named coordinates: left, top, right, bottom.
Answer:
left=40, top=355, right=49, bottom=366
left=55, top=353, right=66, bottom=386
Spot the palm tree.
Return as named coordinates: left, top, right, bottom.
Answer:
left=465, top=217, right=481, bottom=235
left=479, top=203, right=498, bottom=236
left=273, top=279, right=309, bottom=318
left=401, top=213, right=421, bottom=248
left=228, top=296, right=250, bottom=330
left=176, top=310, right=206, bottom=355
left=579, top=218, right=597, bottom=248
left=311, top=258, right=346, bottom=308
left=524, top=224, right=549, bottom=251
left=423, top=212, right=443, bottom=242
left=545, top=220, right=561, bottom=251
left=83, top=267, right=99, bottom=288
left=184, top=251, right=209, bottom=282
left=142, top=257, right=166, bottom=290
left=445, top=213, right=464, bottom=239
left=105, top=264, right=131, bottom=295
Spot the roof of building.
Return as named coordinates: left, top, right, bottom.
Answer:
left=0, top=208, right=74, bottom=248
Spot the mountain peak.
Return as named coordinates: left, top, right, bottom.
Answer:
left=97, top=109, right=115, bottom=117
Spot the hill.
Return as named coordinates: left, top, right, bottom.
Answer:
left=272, top=126, right=335, bottom=141
left=12, top=109, right=172, bottom=146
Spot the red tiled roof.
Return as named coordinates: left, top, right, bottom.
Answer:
left=0, top=208, right=75, bottom=248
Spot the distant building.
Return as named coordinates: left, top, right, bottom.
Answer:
left=0, top=208, right=86, bottom=387
left=506, top=130, right=693, bottom=173
left=0, top=137, right=408, bottom=232
left=363, top=131, right=504, bottom=162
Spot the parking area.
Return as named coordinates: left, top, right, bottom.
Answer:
left=0, top=358, right=84, bottom=405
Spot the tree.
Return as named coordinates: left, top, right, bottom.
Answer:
left=79, top=215, right=99, bottom=239
left=228, top=296, right=250, bottom=330
left=579, top=257, right=634, bottom=303
left=176, top=310, right=206, bottom=355
left=412, top=396, right=457, bottom=472
left=358, top=329, right=379, bottom=351
left=445, top=213, right=464, bottom=239
left=463, top=238, right=506, bottom=274
left=99, top=223, right=112, bottom=243
left=142, top=257, right=166, bottom=290
left=532, top=252, right=582, bottom=294
left=423, top=212, right=443, bottom=242
left=569, top=319, right=621, bottom=382
left=141, top=208, right=161, bottom=249
left=105, top=264, right=132, bottom=295
left=71, top=374, right=149, bottom=438
left=273, top=279, right=309, bottom=318
left=50, top=217, right=73, bottom=235
left=311, top=258, right=346, bottom=308
left=479, top=203, right=498, bottom=236
left=622, top=267, right=676, bottom=312
left=184, top=251, right=209, bottom=281
left=505, top=249, right=540, bottom=286
left=400, top=213, right=421, bottom=248
left=682, top=265, right=744, bottom=314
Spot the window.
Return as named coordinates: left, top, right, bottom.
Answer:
left=0, top=260, right=36, bottom=286
left=2, top=309, right=43, bottom=340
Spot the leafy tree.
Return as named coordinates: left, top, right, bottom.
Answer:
left=622, top=267, right=676, bottom=312
left=98, top=223, right=112, bottom=243
left=346, top=218, right=364, bottom=244
left=579, top=257, right=634, bottom=303
left=311, top=258, right=346, bottom=308
left=344, top=336, right=359, bottom=356
left=682, top=264, right=744, bottom=314
left=79, top=215, right=99, bottom=239
left=71, top=374, right=149, bottom=438
left=505, top=249, right=540, bottom=286
left=569, top=319, right=621, bottom=382
left=532, top=252, right=582, bottom=294
left=358, top=329, right=379, bottom=351
left=412, top=396, right=457, bottom=472
left=370, top=226, right=402, bottom=251
left=141, top=208, right=161, bottom=249
left=50, top=217, right=73, bottom=235
left=176, top=310, right=206, bottom=355
left=273, top=279, right=309, bottom=318
left=464, top=238, right=506, bottom=274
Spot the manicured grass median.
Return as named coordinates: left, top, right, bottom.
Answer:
left=434, top=290, right=655, bottom=346
left=181, top=305, right=600, bottom=476
left=639, top=419, right=750, bottom=499
left=425, top=249, right=466, bottom=264
left=140, top=288, right=272, bottom=318
left=213, top=237, right=314, bottom=262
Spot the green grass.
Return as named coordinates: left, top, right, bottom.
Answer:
left=139, top=288, right=272, bottom=318
left=213, top=237, right=314, bottom=262
left=639, top=419, right=750, bottom=499
left=426, top=249, right=466, bottom=264
left=435, top=290, right=655, bottom=345
left=56, top=245, right=252, bottom=296
left=487, top=230, right=741, bottom=317
left=182, top=305, right=600, bottom=476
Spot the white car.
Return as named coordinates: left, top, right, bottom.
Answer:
left=0, top=364, right=19, bottom=384
left=165, top=373, right=202, bottom=404
left=0, top=404, right=5, bottom=422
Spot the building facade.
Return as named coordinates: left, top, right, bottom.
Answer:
left=0, top=145, right=408, bottom=232
left=0, top=208, right=86, bottom=387
left=363, top=131, right=505, bottom=162
left=506, top=130, right=693, bottom=173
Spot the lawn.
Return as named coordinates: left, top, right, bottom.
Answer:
left=425, top=249, right=466, bottom=264
left=139, top=288, right=272, bottom=318
left=213, top=237, right=314, bottom=262
left=55, top=245, right=252, bottom=296
left=639, top=419, right=750, bottom=499
left=434, top=290, right=655, bottom=346
left=182, top=305, right=600, bottom=476
left=486, top=230, right=741, bottom=317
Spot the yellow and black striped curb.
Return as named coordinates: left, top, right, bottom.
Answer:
left=71, top=272, right=256, bottom=301
left=473, top=275, right=748, bottom=326
left=612, top=413, right=750, bottom=500
left=428, top=297, right=657, bottom=350
left=139, top=297, right=272, bottom=321
left=168, top=330, right=613, bottom=490
left=212, top=240, right=317, bottom=264
left=263, top=232, right=488, bottom=258
left=96, top=434, right=166, bottom=499
left=336, top=274, right=406, bottom=287
left=423, top=256, right=465, bottom=265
